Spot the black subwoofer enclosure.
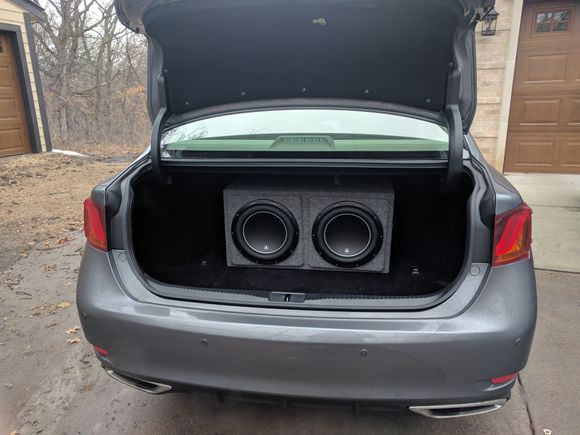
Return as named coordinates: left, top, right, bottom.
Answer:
left=224, top=177, right=394, bottom=273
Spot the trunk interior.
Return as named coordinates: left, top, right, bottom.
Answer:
left=130, top=169, right=474, bottom=300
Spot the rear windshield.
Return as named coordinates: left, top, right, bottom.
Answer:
left=161, top=109, right=448, bottom=157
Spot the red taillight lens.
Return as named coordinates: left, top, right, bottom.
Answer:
left=83, top=198, right=108, bottom=251
left=93, top=345, right=109, bottom=356
left=492, top=203, right=532, bottom=267
left=491, top=373, right=518, bottom=384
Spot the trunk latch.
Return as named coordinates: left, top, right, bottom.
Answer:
left=269, top=292, right=306, bottom=303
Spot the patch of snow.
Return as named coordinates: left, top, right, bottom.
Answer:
left=52, top=149, right=88, bottom=157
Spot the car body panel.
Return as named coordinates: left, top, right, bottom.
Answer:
left=465, top=133, right=523, bottom=215
left=115, top=0, right=494, bottom=130
left=77, top=244, right=536, bottom=402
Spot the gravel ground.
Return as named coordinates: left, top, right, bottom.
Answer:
left=0, top=153, right=132, bottom=271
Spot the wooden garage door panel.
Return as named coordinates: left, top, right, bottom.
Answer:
left=0, top=97, right=19, bottom=120
left=526, top=54, right=568, bottom=83
left=505, top=0, right=580, bottom=173
left=561, top=139, right=580, bottom=167
left=519, top=98, right=561, bottom=125
left=0, top=31, right=31, bottom=157
left=509, top=96, right=580, bottom=131
left=570, top=98, right=580, bottom=125
left=505, top=134, right=580, bottom=172
left=506, top=135, right=556, bottom=168
left=0, top=66, right=13, bottom=88
left=513, top=53, right=580, bottom=95
left=0, top=128, right=26, bottom=152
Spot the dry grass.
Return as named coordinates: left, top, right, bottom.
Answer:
left=0, top=153, right=130, bottom=263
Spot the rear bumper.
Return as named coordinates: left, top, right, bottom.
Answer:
left=77, top=246, right=536, bottom=406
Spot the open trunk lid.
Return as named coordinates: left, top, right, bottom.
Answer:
left=116, top=0, right=493, bottom=131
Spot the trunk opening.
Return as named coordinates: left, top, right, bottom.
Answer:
left=129, top=167, right=475, bottom=302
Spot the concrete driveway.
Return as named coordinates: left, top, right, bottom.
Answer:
left=0, top=236, right=578, bottom=434
left=506, top=173, right=580, bottom=273
left=1, top=172, right=579, bottom=434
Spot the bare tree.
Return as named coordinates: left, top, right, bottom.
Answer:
left=34, top=0, right=149, bottom=149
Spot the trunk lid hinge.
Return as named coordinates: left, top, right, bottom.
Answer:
left=151, top=106, right=170, bottom=184
left=445, top=69, right=463, bottom=187
left=151, top=72, right=172, bottom=184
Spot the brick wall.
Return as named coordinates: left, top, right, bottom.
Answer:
left=472, top=0, right=519, bottom=170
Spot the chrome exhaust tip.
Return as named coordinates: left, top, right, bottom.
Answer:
left=105, top=369, right=173, bottom=394
left=409, top=398, right=507, bottom=419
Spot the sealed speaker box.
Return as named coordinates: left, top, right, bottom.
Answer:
left=223, top=177, right=394, bottom=273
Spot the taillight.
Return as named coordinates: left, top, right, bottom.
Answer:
left=491, top=373, right=518, bottom=385
left=93, top=345, right=109, bottom=356
left=83, top=198, right=108, bottom=251
left=492, top=203, right=532, bottom=266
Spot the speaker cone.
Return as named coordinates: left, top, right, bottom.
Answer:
left=232, top=201, right=299, bottom=264
left=313, top=202, right=383, bottom=267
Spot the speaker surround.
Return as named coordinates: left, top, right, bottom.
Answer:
left=231, top=201, right=299, bottom=264
left=312, top=202, right=383, bottom=267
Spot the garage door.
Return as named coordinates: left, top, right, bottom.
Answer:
left=0, top=31, right=31, bottom=158
left=504, top=0, right=580, bottom=173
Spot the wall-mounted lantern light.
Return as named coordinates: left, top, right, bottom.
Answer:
left=481, top=7, right=500, bottom=36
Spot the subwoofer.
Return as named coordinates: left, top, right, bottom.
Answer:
left=231, top=201, right=299, bottom=264
left=312, top=202, right=383, bottom=268
left=223, top=177, right=394, bottom=272
left=224, top=184, right=304, bottom=268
